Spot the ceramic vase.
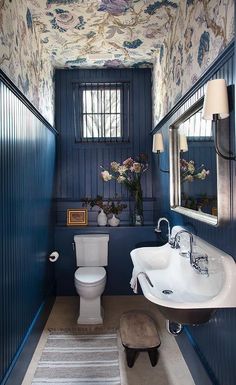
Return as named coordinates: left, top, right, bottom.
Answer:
left=97, top=209, right=107, bottom=226
left=108, top=214, right=120, bottom=227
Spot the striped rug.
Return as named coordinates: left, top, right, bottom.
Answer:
left=32, top=331, right=121, bottom=385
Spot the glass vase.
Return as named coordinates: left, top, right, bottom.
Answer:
left=130, top=186, right=144, bottom=226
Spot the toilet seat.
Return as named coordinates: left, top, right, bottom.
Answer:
left=75, top=267, right=106, bottom=286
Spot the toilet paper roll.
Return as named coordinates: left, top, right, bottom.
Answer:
left=49, top=251, right=59, bottom=262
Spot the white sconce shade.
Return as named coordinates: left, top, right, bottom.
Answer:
left=152, top=133, right=164, bottom=153
left=179, top=134, right=188, bottom=152
left=202, top=79, right=229, bottom=120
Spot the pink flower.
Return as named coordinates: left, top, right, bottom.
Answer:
left=110, top=161, right=120, bottom=171
left=104, top=59, right=124, bottom=68
left=123, top=157, right=134, bottom=168
left=98, top=0, right=131, bottom=16
left=145, top=28, right=157, bottom=39
left=55, top=11, right=83, bottom=30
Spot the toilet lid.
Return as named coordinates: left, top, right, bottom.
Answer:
left=75, top=267, right=106, bottom=284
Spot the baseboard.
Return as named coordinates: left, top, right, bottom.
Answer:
left=2, top=293, right=55, bottom=385
left=176, top=327, right=218, bottom=385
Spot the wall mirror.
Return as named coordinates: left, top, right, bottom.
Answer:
left=169, top=97, right=230, bottom=226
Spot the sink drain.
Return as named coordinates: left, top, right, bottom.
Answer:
left=162, top=289, right=173, bottom=295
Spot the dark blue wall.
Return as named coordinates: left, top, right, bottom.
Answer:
left=0, top=74, right=57, bottom=384
left=153, top=42, right=236, bottom=385
left=54, top=68, right=156, bottom=226
left=54, top=68, right=159, bottom=297
left=54, top=226, right=165, bottom=296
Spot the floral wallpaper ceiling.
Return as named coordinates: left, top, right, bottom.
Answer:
left=28, top=0, right=179, bottom=68
left=0, top=0, right=234, bottom=125
left=0, top=0, right=55, bottom=124
left=152, top=0, right=234, bottom=124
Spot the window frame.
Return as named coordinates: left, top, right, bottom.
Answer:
left=72, top=81, right=130, bottom=143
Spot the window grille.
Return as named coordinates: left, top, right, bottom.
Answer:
left=179, top=109, right=212, bottom=141
left=73, top=82, right=130, bottom=142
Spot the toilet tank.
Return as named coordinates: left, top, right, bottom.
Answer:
left=74, top=234, right=109, bottom=266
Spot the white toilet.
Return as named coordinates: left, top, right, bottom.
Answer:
left=74, top=234, right=109, bottom=324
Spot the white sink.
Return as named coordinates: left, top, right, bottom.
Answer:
left=131, top=226, right=236, bottom=323
left=131, top=243, right=171, bottom=270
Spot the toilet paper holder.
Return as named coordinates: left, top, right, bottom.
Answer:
left=49, top=251, right=59, bottom=262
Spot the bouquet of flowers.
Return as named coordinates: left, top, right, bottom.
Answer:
left=180, top=159, right=210, bottom=183
left=82, top=195, right=127, bottom=216
left=82, top=195, right=110, bottom=215
left=100, top=154, right=148, bottom=225
left=107, top=201, right=127, bottom=215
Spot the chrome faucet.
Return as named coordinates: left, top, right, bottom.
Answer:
left=172, top=230, right=209, bottom=275
left=172, top=230, right=194, bottom=266
left=155, top=217, right=171, bottom=243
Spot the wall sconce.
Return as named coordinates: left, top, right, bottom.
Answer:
left=202, top=78, right=235, bottom=161
left=179, top=133, right=188, bottom=153
left=152, top=132, right=169, bottom=173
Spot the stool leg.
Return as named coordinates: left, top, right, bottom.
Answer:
left=148, top=349, right=158, bottom=367
left=125, top=347, right=137, bottom=368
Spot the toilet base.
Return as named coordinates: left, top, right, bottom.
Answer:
left=77, top=296, right=103, bottom=325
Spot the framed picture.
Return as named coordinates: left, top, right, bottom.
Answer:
left=67, top=208, right=88, bottom=226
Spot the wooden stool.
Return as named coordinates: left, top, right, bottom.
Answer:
left=120, top=311, right=161, bottom=368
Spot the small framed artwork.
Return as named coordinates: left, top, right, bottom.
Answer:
left=67, top=209, right=88, bottom=226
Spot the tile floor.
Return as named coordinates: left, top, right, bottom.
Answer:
left=22, top=296, right=195, bottom=385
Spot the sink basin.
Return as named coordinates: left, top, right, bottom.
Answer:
left=131, top=243, right=171, bottom=270
left=131, top=226, right=236, bottom=324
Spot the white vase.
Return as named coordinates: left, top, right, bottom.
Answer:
left=97, top=209, right=107, bottom=226
left=108, top=214, right=120, bottom=227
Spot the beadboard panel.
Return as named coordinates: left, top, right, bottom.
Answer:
left=153, top=45, right=236, bottom=385
left=0, top=78, right=56, bottom=384
left=54, top=68, right=154, bottom=225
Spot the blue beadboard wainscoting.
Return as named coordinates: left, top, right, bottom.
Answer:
left=152, top=41, right=236, bottom=385
left=54, top=68, right=156, bottom=226
left=0, top=71, right=57, bottom=385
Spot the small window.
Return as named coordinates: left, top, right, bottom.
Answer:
left=73, top=82, right=130, bottom=142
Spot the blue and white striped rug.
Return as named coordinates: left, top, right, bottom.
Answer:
left=32, top=331, right=121, bottom=385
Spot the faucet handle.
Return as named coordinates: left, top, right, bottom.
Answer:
left=195, top=254, right=208, bottom=264
left=168, top=237, right=175, bottom=248
left=192, top=253, right=209, bottom=276
left=194, top=263, right=209, bottom=276
left=192, top=249, right=208, bottom=263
